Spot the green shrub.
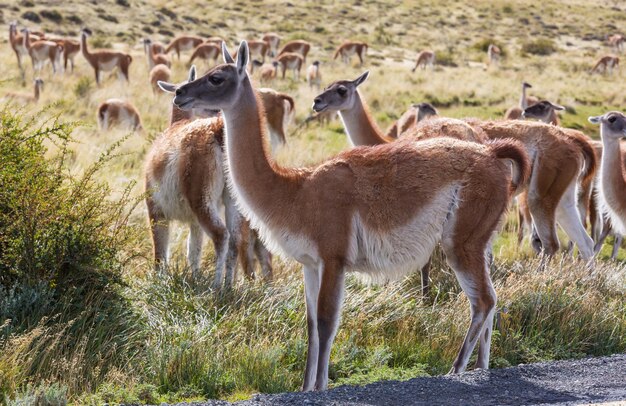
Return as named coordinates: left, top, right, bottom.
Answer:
left=521, top=38, right=557, bottom=56
left=0, top=108, right=146, bottom=400
left=472, top=39, right=507, bottom=57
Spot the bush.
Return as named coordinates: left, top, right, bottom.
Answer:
left=40, top=9, right=63, bottom=23
left=21, top=11, right=40, bottom=23
left=472, top=39, right=507, bottom=57
left=0, top=108, right=146, bottom=400
left=521, top=38, right=557, bottom=56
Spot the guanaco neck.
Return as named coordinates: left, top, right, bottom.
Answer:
left=170, top=105, right=193, bottom=125
left=34, top=82, right=40, bottom=101
left=222, top=78, right=300, bottom=221
left=600, top=131, right=626, bottom=208
left=23, top=30, right=30, bottom=50
left=339, top=91, right=389, bottom=146
left=520, top=84, right=529, bottom=110
left=81, top=33, right=94, bottom=65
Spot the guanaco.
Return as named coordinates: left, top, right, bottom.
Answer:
left=80, top=28, right=132, bottom=85
left=171, top=42, right=531, bottom=391
left=333, top=41, right=368, bottom=66
left=412, top=50, right=435, bottom=72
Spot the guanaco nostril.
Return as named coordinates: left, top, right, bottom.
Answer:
left=175, top=88, right=183, bottom=96
left=313, top=97, right=322, bottom=104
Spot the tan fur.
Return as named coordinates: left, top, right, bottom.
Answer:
left=150, top=65, right=171, bottom=94
left=248, top=40, right=270, bottom=62
left=97, top=99, right=142, bottom=132
left=278, top=40, right=311, bottom=64
left=412, top=50, right=435, bottom=72
left=189, top=43, right=220, bottom=67
left=172, top=44, right=531, bottom=390
left=386, top=103, right=438, bottom=138
left=306, top=61, right=322, bottom=90
left=9, top=22, right=40, bottom=70
left=23, top=30, right=63, bottom=74
left=81, top=29, right=132, bottom=85
left=608, top=34, right=624, bottom=53
left=591, top=55, right=620, bottom=75
left=258, top=88, right=295, bottom=148
left=145, top=40, right=171, bottom=69
left=205, top=37, right=224, bottom=46
left=262, top=32, right=281, bottom=56
left=276, top=52, right=303, bottom=80
left=48, top=38, right=80, bottom=72
left=164, top=35, right=204, bottom=59
left=333, top=41, right=368, bottom=66
left=259, top=62, right=279, bottom=83
left=487, top=44, right=501, bottom=66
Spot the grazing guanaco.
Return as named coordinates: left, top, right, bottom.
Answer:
left=276, top=52, right=304, bottom=80
left=50, top=37, right=80, bottom=72
left=257, top=61, right=279, bottom=83
left=263, top=32, right=281, bottom=56
left=608, top=34, right=624, bottom=53
left=143, top=38, right=171, bottom=69
left=172, top=41, right=530, bottom=391
left=333, top=41, right=368, bottom=66
left=590, top=55, right=620, bottom=75
left=411, top=50, right=435, bottom=72
left=80, top=28, right=132, bottom=86
left=386, top=102, right=438, bottom=139
left=3, top=78, right=44, bottom=104
left=313, top=73, right=597, bottom=263
left=487, top=44, right=501, bottom=66
left=307, top=60, right=322, bottom=90
left=589, top=112, right=626, bottom=258
left=248, top=40, right=269, bottom=63
left=188, top=43, right=220, bottom=67
left=205, top=37, right=224, bottom=47
left=22, top=28, right=63, bottom=74
left=97, top=99, right=143, bottom=132
left=304, top=110, right=337, bottom=127
left=165, top=35, right=204, bottom=59
left=278, top=40, right=311, bottom=64
left=150, top=64, right=171, bottom=94
left=504, top=82, right=538, bottom=120
left=258, top=88, right=295, bottom=150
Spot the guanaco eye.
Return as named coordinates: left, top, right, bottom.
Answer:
left=337, top=86, right=347, bottom=96
left=608, top=116, right=617, bottom=123
left=209, top=76, right=224, bottom=85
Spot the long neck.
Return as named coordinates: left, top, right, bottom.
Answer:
left=338, top=91, right=388, bottom=146
left=23, top=31, right=30, bottom=49
left=148, top=44, right=157, bottom=67
left=81, top=34, right=91, bottom=59
left=600, top=132, right=626, bottom=206
left=9, top=26, right=15, bottom=44
left=222, top=78, right=298, bottom=221
left=520, top=85, right=528, bottom=109
left=34, top=83, right=40, bottom=100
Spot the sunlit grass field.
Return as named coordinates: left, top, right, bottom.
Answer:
left=1, top=0, right=625, bottom=404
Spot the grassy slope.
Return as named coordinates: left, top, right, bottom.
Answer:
left=0, top=0, right=625, bottom=404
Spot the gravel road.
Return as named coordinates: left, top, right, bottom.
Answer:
left=171, top=354, right=626, bottom=406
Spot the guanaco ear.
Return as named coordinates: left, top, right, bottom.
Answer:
left=157, top=81, right=176, bottom=94
left=549, top=102, right=565, bottom=111
left=236, top=40, right=249, bottom=75
left=222, top=42, right=235, bottom=64
left=188, top=65, right=197, bottom=82
left=353, top=71, right=369, bottom=87
left=588, top=115, right=602, bottom=124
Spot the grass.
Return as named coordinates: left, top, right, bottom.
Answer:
left=1, top=0, right=626, bottom=404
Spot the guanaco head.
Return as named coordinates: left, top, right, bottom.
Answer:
left=522, top=100, right=564, bottom=122
left=252, top=59, right=263, bottom=67
left=34, top=77, right=44, bottom=90
left=312, top=60, right=320, bottom=67
left=589, top=111, right=626, bottom=140
left=81, top=27, right=93, bottom=37
left=168, top=41, right=250, bottom=113
left=522, top=81, right=532, bottom=89
left=311, top=71, right=369, bottom=113
left=411, top=102, right=438, bottom=122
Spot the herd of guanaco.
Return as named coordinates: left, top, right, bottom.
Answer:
left=4, top=19, right=626, bottom=393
